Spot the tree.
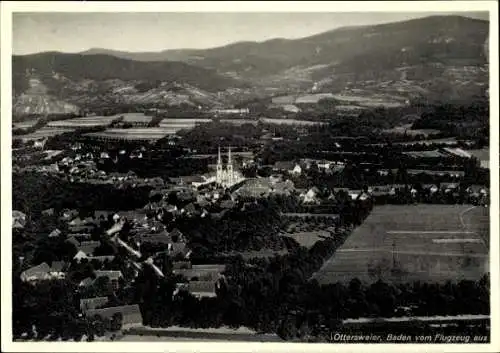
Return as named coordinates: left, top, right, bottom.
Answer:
left=277, top=315, right=298, bottom=341
left=110, top=312, right=123, bottom=331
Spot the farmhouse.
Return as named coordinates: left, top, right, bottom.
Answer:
left=48, top=228, right=62, bottom=238
left=84, top=304, right=143, bottom=327
left=20, top=262, right=66, bottom=282
left=80, top=297, right=110, bottom=313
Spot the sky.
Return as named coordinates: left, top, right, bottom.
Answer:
left=13, top=11, right=489, bottom=55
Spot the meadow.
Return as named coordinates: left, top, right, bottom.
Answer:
left=13, top=127, right=75, bottom=141
left=85, top=128, right=175, bottom=141
left=312, top=204, right=489, bottom=284
left=47, top=116, right=121, bottom=128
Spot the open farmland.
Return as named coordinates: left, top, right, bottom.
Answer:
left=261, top=118, right=326, bottom=126
left=403, top=150, right=450, bottom=158
left=330, top=93, right=407, bottom=108
left=219, top=119, right=259, bottom=126
left=312, top=205, right=489, bottom=285
left=47, top=115, right=122, bottom=128
left=12, top=119, right=39, bottom=130
left=119, top=112, right=153, bottom=124
left=159, top=118, right=213, bottom=132
left=466, top=148, right=489, bottom=169
left=382, top=126, right=441, bottom=137
left=85, top=128, right=175, bottom=141
left=13, top=127, right=75, bottom=141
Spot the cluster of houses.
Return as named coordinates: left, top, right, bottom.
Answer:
left=269, top=159, right=346, bottom=176
left=16, top=203, right=229, bottom=330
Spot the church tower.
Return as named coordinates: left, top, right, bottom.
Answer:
left=216, top=146, right=223, bottom=184
left=226, top=146, right=234, bottom=186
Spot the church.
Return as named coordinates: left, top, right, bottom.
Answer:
left=215, top=146, right=244, bottom=188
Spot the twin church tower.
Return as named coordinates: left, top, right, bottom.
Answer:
left=216, top=146, right=236, bottom=188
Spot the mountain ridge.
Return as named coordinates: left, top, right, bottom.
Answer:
left=12, top=15, right=489, bottom=116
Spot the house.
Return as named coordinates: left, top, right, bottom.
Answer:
left=66, top=236, right=81, bottom=248
left=173, top=264, right=225, bottom=282
left=95, top=270, right=123, bottom=282
left=74, top=250, right=89, bottom=262
left=172, top=260, right=192, bottom=270
left=72, top=233, right=93, bottom=241
left=13, top=219, right=25, bottom=230
left=176, top=280, right=219, bottom=298
left=78, top=241, right=101, bottom=257
left=273, top=161, right=296, bottom=173
left=89, top=255, right=116, bottom=263
left=80, top=297, right=109, bottom=313
left=50, top=261, right=67, bottom=273
left=349, top=190, right=363, bottom=200
left=302, top=187, right=320, bottom=204
left=220, top=199, right=236, bottom=209
left=84, top=304, right=143, bottom=327
left=441, top=182, right=459, bottom=193
left=212, top=209, right=229, bottom=220
left=182, top=203, right=198, bottom=216
left=196, top=194, right=210, bottom=205
left=12, top=210, right=27, bottom=229
left=423, top=184, right=440, bottom=194
left=42, top=208, right=55, bottom=217
left=118, top=210, right=147, bottom=223
left=168, top=242, right=189, bottom=258
left=20, top=263, right=50, bottom=282
left=169, top=228, right=185, bottom=242
left=20, top=262, right=66, bottom=282
left=467, top=185, right=488, bottom=196
left=60, top=209, right=79, bottom=221
left=79, top=277, right=94, bottom=288
left=138, top=233, right=171, bottom=245
left=48, top=228, right=62, bottom=238
left=291, top=164, right=302, bottom=175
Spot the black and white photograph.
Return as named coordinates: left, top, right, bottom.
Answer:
left=1, top=1, right=498, bottom=351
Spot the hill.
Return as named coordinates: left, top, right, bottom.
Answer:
left=82, top=15, right=489, bottom=102
left=12, top=53, right=246, bottom=116
left=83, top=16, right=488, bottom=77
left=13, top=15, right=489, bottom=116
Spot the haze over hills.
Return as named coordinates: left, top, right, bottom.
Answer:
left=12, top=15, right=489, bottom=116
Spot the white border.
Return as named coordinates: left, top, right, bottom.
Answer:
left=1, top=1, right=499, bottom=352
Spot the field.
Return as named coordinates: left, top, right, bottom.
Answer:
left=219, top=119, right=259, bottom=126
left=12, top=119, right=39, bottom=130
left=13, top=127, right=75, bottom=141
left=383, top=126, right=441, bottom=137
left=85, top=128, right=174, bottom=141
left=330, top=93, right=406, bottom=108
left=466, top=148, right=489, bottom=169
left=261, top=118, right=326, bottom=126
left=312, top=205, right=489, bottom=284
left=159, top=118, right=213, bottom=132
left=120, top=113, right=153, bottom=124
left=47, top=116, right=121, bottom=128
left=403, top=150, right=449, bottom=158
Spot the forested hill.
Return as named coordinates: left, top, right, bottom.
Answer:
left=13, top=52, right=245, bottom=95
left=82, top=15, right=489, bottom=81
